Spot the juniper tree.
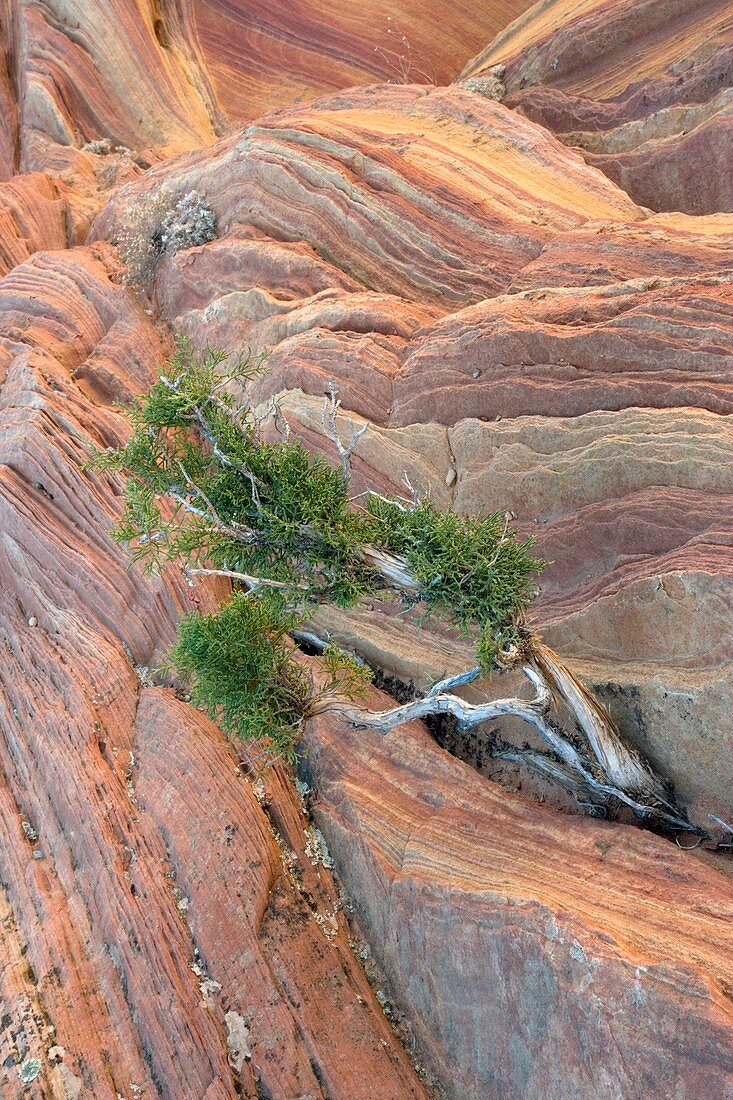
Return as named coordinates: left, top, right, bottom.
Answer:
left=94, top=341, right=699, bottom=834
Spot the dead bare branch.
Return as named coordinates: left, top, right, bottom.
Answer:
left=312, top=656, right=702, bottom=833
left=359, top=544, right=423, bottom=593
left=495, top=747, right=603, bottom=797
left=331, top=664, right=588, bottom=771
left=183, top=566, right=308, bottom=591
left=321, top=383, right=368, bottom=482
left=425, top=666, right=482, bottom=699
left=532, top=643, right=670, bottom=802
left=709, top=814, right=733, bottom=834
left=291, top=628, right=332, bottom=652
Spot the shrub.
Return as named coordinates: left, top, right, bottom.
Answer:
left=94, top=340, right=541, bottom=756
left=94, top=341, right=696, bottom=833
left=115, top=188, right=216, bottom=284
left=170, top=591, right=311, bottom=754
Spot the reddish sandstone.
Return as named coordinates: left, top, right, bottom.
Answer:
left=0, top=247, right=428, bottom=1097
left=303, top=688, right=733, bottom=1100
left=194, top=0, right=537, bottom=123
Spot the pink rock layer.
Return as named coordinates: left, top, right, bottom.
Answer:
left=95, top=82, right=733, bottom=827
left=303, top=688, right=733, bottom=1100
left=194, top=0, right=537, bottom=123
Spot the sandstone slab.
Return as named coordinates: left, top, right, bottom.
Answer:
left=0, top=24, right=16, bottom=180
left=3, top=4, right=733, bottom=1097
left=303, top=694, right=733, bottom=1099
left=7, top=0, right=217, bottom=176
left=102, top=83, right=643, bottom=311
left=268, top=393, right=733, bottom=827
left=392, top=274, right=733, bottom=424
left=0, top=247, right=428, bottom=1097
left=193, top=0, right=537, bottom=124
left=510, top=213, right=733, bottom=290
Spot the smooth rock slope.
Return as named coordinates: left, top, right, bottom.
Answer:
left=460, top=0, right=733, bottom=213
left=303, top=694, right=733, bottom=1100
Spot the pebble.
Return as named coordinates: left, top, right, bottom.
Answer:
left=27, top=616, right=37, bottom=627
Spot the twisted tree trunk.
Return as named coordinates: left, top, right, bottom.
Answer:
left=311, top=630, right=699, bottom=835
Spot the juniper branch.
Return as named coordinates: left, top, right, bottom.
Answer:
left=321, top=383, right=368, bottom=483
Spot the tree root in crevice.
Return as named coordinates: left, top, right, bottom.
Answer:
left=315, top=637, right=703, bottom=838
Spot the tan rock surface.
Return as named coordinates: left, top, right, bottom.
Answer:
left=193, top=0, right=537, bottom=124
left=102, top=83, right=643, bottom=310
left=460, top=0, right=733, bottom=213
left=510, top=213, right=733, bottom=289
left=1, top=4, right=733, bottom=1094
left=0, top=170, right=102, bottom=283
left=0, top=11, right=17, bottom=180
left=100, top=81, right=647, bottom=427
left=302, top=694, right=733, bottom=1099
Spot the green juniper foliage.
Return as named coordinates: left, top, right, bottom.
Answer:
left=320, top=644, right=373, bottom=703
left=170, top=591, right=311, bottom=754
left=97, top=341, right=543, bottom=754
left=95, top=341, right=370, bottom=604
left=364, top=498, right=541, bottom=670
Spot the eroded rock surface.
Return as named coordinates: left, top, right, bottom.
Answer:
left=274, top=389, right=733, bottom=827
left=2, top=2, right=733, bottom=1097
left=193, top=0, right=537, bottom=123
left=96, top=81, right=733, bottom=828
left=302, top=696, right=733, bottom=1100
left=392, top=274, right=733, bottom=424
left=3, top=0, right=218, bottom=179
left=106, top=84, right=642, bottom=311
left=0, top=0, right=539, bottom=190
left=0, top=247, right=428, bottom=1097
left=460, top=0, right=733, bottom=213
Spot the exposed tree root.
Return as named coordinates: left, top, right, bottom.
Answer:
left=531, top=643, right=668, bottom=802
left=318, top=640, right=702, bottom=836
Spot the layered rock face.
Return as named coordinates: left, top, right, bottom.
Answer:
left=303, top=697, right=733, bottom=1100
left=193, top=0, right=537, bottom=123
left=0, top=246, right=429, bottom=1097
left=0, top=0, right=538, bottom=183
left=459, top=0, right=733, bottom=213
left=0, top=0, right=219, bottom=179
left=2, top=0, right=733, bottom=1097
left=99, top=80, right=733, bottom=829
